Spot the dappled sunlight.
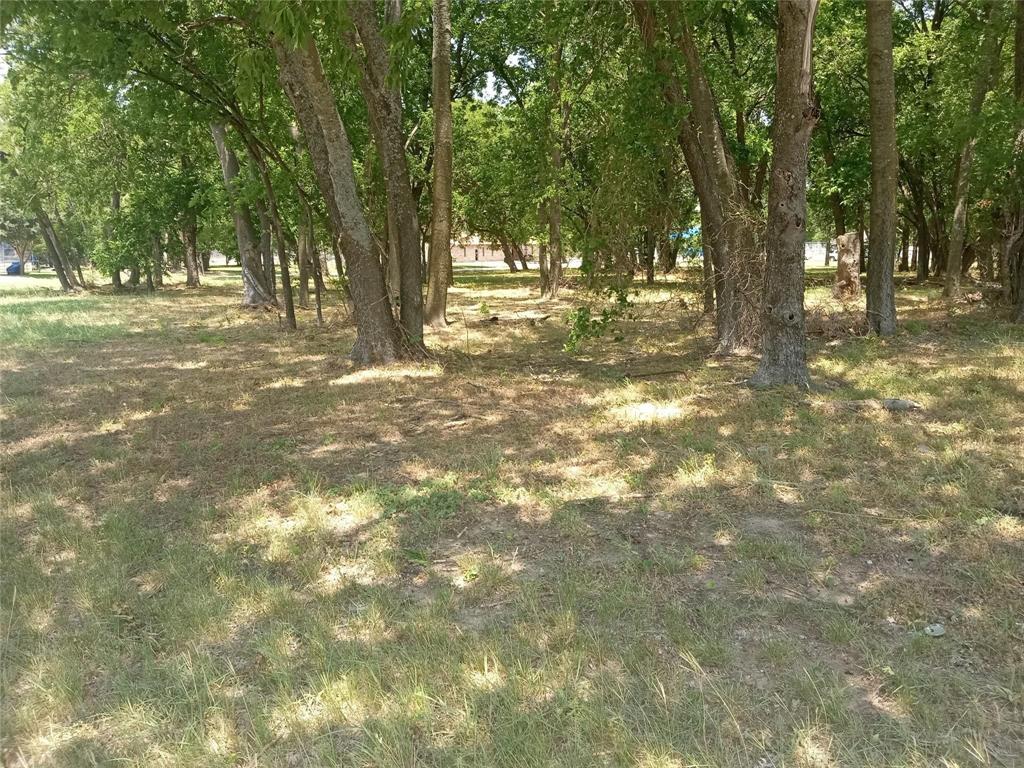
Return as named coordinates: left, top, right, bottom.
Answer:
left=2, top=268, right=1022, bottom=766
left=270, top=677, right=370, bottom=742
left=609, top=400, right=687, bottom=423
left=328, top=364, right=442, bottom=386
left=462, top=653, right=506, bottom=692
left=259, top=376, right=310, bottom=390
left=792, top=726, right=837, bottom=768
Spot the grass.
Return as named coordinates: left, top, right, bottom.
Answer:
left=1, top=265, right=1022, bottom=767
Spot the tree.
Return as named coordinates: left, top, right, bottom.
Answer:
left=865, top=0, right=898, bottom=335
left=944, top=1, right=1005, bottom=298
left=750, top=0, right=820, bottom=389
left=343, top=1, right=425, bottom=350
left=0, top=209, right=39, bottom=263
left=272, top=32, right=404, bottom=364
left=425, top=0, right=453, bottom=327
left=632, top=1, right=765, bottom=352
left=210, top=122, right=275, bottom=308
left=1008, top=0, right=1024, bottom=321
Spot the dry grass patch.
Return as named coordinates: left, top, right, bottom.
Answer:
left=2, top=266, right=1022, bottom=766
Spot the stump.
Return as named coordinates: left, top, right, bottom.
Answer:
left=833, top=232, right=861, bottom=299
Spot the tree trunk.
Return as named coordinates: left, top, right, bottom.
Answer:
left=51, top=210, right=81, bottom=288
left=1007, top=0, right=1024, bottom=321
left=180, top=213, right=201, bottom=289
left=242, top=140, right=297, bottom=330
left=110, top=190, right=124, bottom=291
left=657, top=230, right=677, bottom=273
left=499, top=236, right=520, bottom=273
left=834, top=232, right=861, bottom=298
left=297, top=209, right=311, bottom=308
left=916, top=224, right=931, bottom=281
left=674, top=11, right=763, bottom=349
left=865, top=0, right=898, bottom=335
left=304, top=205, right=325, bottom=326
left=945, top=0, right=1004, bottom=298
left=540, top=204, right=548, bottom=288
left=34, top=206, right=73, bottom=291
left=255, top=199, right=276, bottom=298
left=751, top=0, right=819, bottom=389
left=210, top=123, right=275, bottom=307
left=857, top=204, right=866, bottom=274
left=344, top=2, right=425, bottom=350
left=425, top=0, right=453, bottom=327
left=514, top=243, right=529, bottom=271
left=273, top=34, right=403, bottom=363
left=899, top=228, right=909, bottom=272
left=633, top=1, right=761, bottom=351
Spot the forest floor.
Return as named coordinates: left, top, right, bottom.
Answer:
left=2, top=265, right=1023, bottom=768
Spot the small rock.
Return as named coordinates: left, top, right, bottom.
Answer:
left=924, top=623, right=946, bottom=637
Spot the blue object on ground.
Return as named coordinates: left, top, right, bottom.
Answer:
left=6, top=261, right=22, bottom=275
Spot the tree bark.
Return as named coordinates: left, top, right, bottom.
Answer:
left=34, top=206, right=73, bottom=291
left=110, top=190, right=123, bottom=291
left=945, top=0, right=1003, bottom=297
left=255, top=199, right=276, bottom=298
left=865, top=0, right=898, bottom=335
left=273, top=34, right=403, bottom=363
left=52, top=210, right=81, bottom=288
left=905, top=164, right=931, bottom=280
left=303, top=201, right=324, bottom=326
left=344, top=2, right=425, bottom=350
left=751, top=0, right=819, bottom=389
left=180, top=212, right=201, bottom=289
left=537, top=203, right=550, bottom=285
left=425, top=0, right=453, bottom=327
left=514, top=242, right=529, bottom=271
left=1008, top=0, right=1024, bottom=320
left=499, top=237, right=520, bottom=272
left=657, top=230, right=677, bottom=273
left=151, top=233, right=164, bottom=288
left=834, top=232, right=861, bottom=298
left=249, top=146, right=297, bottom=329
left=633, top=1, right=761, bottom=351
left=210, top=123, right=275, bottom=307
left=819, top=115, right=848, bottom=256
left=296, top=208, right=312, bottom=308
